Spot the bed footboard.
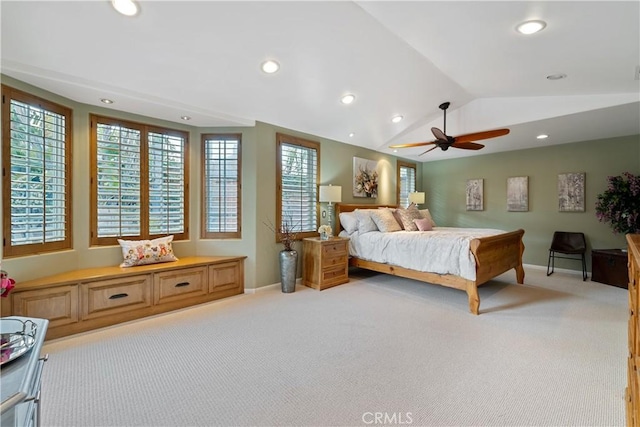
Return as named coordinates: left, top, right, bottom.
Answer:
left=470, top=228, right=525, bottom=286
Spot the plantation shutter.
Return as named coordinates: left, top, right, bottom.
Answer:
left=203, top=135, right=240, bottom=237
left=280, top=142, right=318, bottom=233
left=399, top=164, right=417, bottom=208
left=95, top=122, right=142, bottom=238
left=7, top=98, right=69, bottom=248
left=148, top=131, right=186, bottom=235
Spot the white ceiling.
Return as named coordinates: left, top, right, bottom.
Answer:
left=2, top=1, right=639, bottom=162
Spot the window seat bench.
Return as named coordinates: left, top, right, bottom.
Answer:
left=0, top=256, right=246, bottom=340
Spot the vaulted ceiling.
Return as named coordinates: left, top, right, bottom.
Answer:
left=2, top=1, right=639, bottom=162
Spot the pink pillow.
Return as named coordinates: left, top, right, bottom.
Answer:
left=413, top=218, right=433, bottom=231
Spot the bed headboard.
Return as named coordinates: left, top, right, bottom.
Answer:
left=334, top=203, right=397, bottom=235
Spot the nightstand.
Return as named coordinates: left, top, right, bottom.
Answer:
left=302, top=237, right=349, bottom=290
left=591, top=248, right=629, bottom=288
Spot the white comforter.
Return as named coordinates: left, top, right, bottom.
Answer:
left=342, top=227, right=505, bottom=281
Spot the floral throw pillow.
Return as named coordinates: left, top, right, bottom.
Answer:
left=118, top=235, right=178, bottom=268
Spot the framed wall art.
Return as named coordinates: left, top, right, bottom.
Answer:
left=558, top=172, right=585, bottom=212
left=353, top=157, right=379, bottom=198
left=466, top=178, right=484, bottom=211
left=507, top=176, right=528, bottom=212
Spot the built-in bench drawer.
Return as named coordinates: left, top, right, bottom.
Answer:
left=209, top=262, right=242, bottom=294
left=81, top=275, right=152, bottom=320
left=12, top=285, right=79, bottom=328
left=154, top=266, right=208, bottom=304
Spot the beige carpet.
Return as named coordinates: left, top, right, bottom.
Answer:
left=40, top=266, right=628, bottom=426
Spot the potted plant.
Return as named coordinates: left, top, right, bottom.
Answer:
left=595, top=172, right=640, bottom=235
left=265, top=217, right=298, bottom=293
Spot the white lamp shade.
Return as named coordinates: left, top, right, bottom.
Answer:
left=408, top=192, right=425, bottom=205
left=319, top=185, right=342, bottom=203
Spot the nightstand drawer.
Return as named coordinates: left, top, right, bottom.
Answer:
left=322, top=242, right=348, bottom=258
left=323, top=254, right=347, bottom=268
left=322, top=266, right=347, bottom=282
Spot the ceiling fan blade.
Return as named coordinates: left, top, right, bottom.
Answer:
left=451, top=142, right=484, bottom=150
left=389, top=141, right=436, bottom=149
left=419, top=146, right=439, bottom=156
left=431, top=127, right=447, bottom=141
left=454, top=128, right=510, bottom=143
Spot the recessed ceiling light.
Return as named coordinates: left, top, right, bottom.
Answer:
left=536, top=134, right=549, bottom=139
left=348, top=132, right=355, bottom=138
left=112, top=0, right=139, bottom=17
left=391, top=115, right=403, bottom=123
left=341, top=94, right=356, bottom=105
left=546, top=73, right=567, bottom=80
left=100, top=98, right=114, bottom=104
left=516, top=20, right=546, bottom=35
left=393, top=149, right=398, bottom=153
left=181, top=116, right=192, bottom=121
left=261, top=60, right=280, bottom=74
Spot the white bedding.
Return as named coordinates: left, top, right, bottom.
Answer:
left=340, top=227, right=505, bottom=281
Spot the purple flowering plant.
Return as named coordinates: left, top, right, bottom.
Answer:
left=595, top=172, right=640, bottom=234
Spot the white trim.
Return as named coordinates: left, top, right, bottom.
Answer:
left=523, top=263, right=587, bottom=277
left=244, top=278, right=303, bottom=294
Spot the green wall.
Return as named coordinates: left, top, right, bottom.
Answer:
left=421, top=135, right=640, bottom=271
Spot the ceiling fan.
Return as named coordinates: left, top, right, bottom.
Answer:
left=390, top=102, right=510, bottom=155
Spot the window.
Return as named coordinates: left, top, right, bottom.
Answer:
left=397, top=161, right=417, bottom=208
left=201, top=134, right=241, bottom=239
left=90, top=115, right=188, bottom=245
left=276, top=133, right=319, bottom=240
left=2, top=85, right=73, bottom=257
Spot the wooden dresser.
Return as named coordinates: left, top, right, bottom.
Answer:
left=0, top=256, right=245, bottom=340
left=627, top=234, right=640, bottom=426
left=302, top=237, right=349, bottom=290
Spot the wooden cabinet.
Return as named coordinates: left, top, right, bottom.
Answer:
left=302, top=237, right=349, bottom=290
left=626, top=234, right=640, bottom=426
left=592, top=248, right=629, bottom=288
left=1, top=256, right=245, bottom=340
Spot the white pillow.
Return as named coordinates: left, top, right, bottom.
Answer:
left=371, top=209, right=402, bottom=232
left=354, top=209, right=379, bottom=234
left=419, top=209, right=437, bottom=227
left=339, top=212, right=359, bottom=235
left=118, top=235, right=178, bottom=268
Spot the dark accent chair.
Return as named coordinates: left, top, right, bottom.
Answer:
left=547, top=231, right=587, bottom=281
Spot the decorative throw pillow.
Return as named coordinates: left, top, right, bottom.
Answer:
left=396, top=205, right=422, bottom=231
left=339, top=212, right=359, bottom=235
left=118, top=235, right=178, bottom=268
left=354, top=209, right=379, bottom=234
left=414, top=218, right=433, bottom=231
left=371, top=209, right=402, bottom=232
left=379, top=207, right=404, bottom=230
left=419, top=209, right=438, bottom=227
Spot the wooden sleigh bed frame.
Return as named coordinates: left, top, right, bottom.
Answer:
left=335, top=203, right=525, bottom=315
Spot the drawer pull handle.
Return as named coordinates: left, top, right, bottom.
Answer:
left=175, top=282, right=190, bottom=288
left=109, top=293, right=129, bottom=300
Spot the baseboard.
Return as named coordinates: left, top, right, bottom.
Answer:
left=523, top=263, right=587, bottom=277
left=244, top=278, right=303, bottom=294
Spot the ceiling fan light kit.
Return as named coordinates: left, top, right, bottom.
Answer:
left=389, top=101, right=510, bottom=155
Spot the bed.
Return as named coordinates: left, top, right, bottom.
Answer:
left=335, top=203, right=525, bottom=315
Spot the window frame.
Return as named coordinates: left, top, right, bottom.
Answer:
left=89, top=114, right=189, bottom=246
left=275, top=133, right=320, bottom=242
left=397, top=160, right=417, bottom=208
left=1, top=85, right=73, bottom=258
left=200, top=133, right=242, bottom=239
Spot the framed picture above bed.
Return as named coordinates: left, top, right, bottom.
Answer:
left=466, top=178, right=484, bottom=211
left=507, top=176, right=529, bottom=212
left=558, top=172, right=585, bottom=212
left=353, top=157, right=379, bottom=198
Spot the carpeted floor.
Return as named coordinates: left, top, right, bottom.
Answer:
left=40, top=266, right=628, bottom=426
